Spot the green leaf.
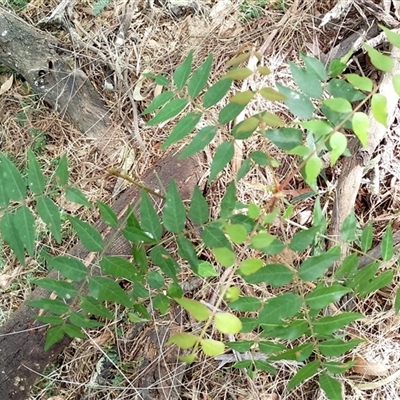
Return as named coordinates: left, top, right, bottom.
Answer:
left=100, top=256, right=141, bottom=281
left=167, top=332, right=198, bottom=349
left=80, top=295, right=113, bottom=319
left=364, top=44, right=393, bottom=71
left=140, top=189, right=162, bottom=241
left=97, top=201, right=118, bottom=228
left=347, top=262, right=379, bottom=293
left=270, top=343, right=313, bottom=362
left=259, top=341, right=286, bottom=354
left=289, top=62, right=322, bottom=98
left=352, top=112, right=369, bottom=147
left=381, top=224, right=394, bottom=261
left=298, top=246, right=341, bottom=281
left=258, top=293, right=301, bottom=324
left=14, top=206, right=35, bottom=257
left=393, top=75, right=400, bottom=97
left=146, top=98, right=188, bottom=126
left=334, top=254, right=359, bottom=279
left=152, top=293, right=170, bottom=315
left=261, top=112, right=285, bottom=127
left=224, top=67, right=253, bottom=80
left=288, top=361, right=320, bottom=391
left=35, top=315, right=64, bottom=325
left=220, top=180, right=236, bottom=218
left=203, top=78, right=233, bottom=108
left=60, top=324, right=85, bottom=339
left=68, top=216, right=104, bottom=252
left=65, top=187, right=92, bottom=208
left=229, top=296, right=261, bottom=312
left=321, top=104, right=353, bottom=130
left=300, top=120, right=333, bottom=137
left=395, top=287, right=400, bottom=314
left=238, top=258, right=264, bottom=275
left=142, top=91, right=174, bottom=115
left=251, top=232, right=275, bottom=249
left=323, top=98, right=352, bottom=113
left=227, top=53, right=251, bottom=66
left=28, top=298, right=69, bottom=315
left=300, top=52, right=327, bottom=81
left=27, top=149, right=45, bottom=195
left=244, top=264, right=294, bottom=287
left=177, top=235, right=199, bottom=273
left=329, top=131, right=347, bottom=166
left=227, top=340, right=254, bottom=352
left=250, top=151, right=277, bottom=167
left=162, top=112, right=202, bottom=149
left=175, top=297, right=210, bottom=321
left=261, top=320, right=308, bottom=340
left=236, top=158, right=251, bottom=180
left=162, top=179, right=186, bottom=233
left=360, top=222, right=373, bottom=252
left=259, top=87, right=287, bottom=101
left=179, top=125, right=218, bottom=159
left=202, top=223, right=232, bottom=249
left=379, top=24, right=400, bottom=48
left=276, top=83, right=314, bottom=119
left=312, top=312, right=363, bottom=335
left=54, top=154, right=69, bottom=185
left=0, top=154, right=26, bottom=201
left=302, top=155, right=322, bottom=187
left=218, top=103, right=246, bottom=124
left=319, top=338, right=363, bottom=357
left=189, top=185, right=209, bottom=224
left=359, top=270, right=393, bottom=297
left=147, top=270, right=165, bottom=289
left=371, top=93, right=388, bottom=127
left=173, top=50, right=193, bottom=89
left=254, top=361, right=277, bottom=374
left=34, top=278, right=77, bottom=299
left=289, top=226, right=319, bottom=252
left=209, top=141, right=234, bottom=181
left=265, top=128, right=303, bottom=151
left=345, top=74, right=373, bottom=92
left=224, top=223, right=248, bottom=244
left=230, top=90, right=255, bottom=105
left=214, top=312, right=242, bottom=334
left=69, top=311, right=104, bottom=328
left=197, top=261, right=218, bottom=277
left=123, top=226, right=155, bottom=243
left=213, top=247, right=236, bottom=267
left=328, top=60, right=346, bottom=78
left=44, top=326, right=65, bottom=351
left=340, top=211, right=357, bottom=242
left=187, top=54, right=213, bottom=98
left=319, top=373, right=343, bottom=400
left=88, top=276, right=132, bottom=308
left=324, top=360, right=356, bottom=374
left=232, top=116, right=260, bottom=139
left=49, top=256, right=88, bottom=281
left=1, top=213, right=25, bottom=265
left=327, top=79, right=365, bottom=102
left=36, top=197, right=62, bottom=243
left=305, top=285, right=351, bottom=309
left=201, top=339, right=225, bottom=356
left=150, top=245, right=179, bottom=280
left=154, top=74, right=170, bottom=86
left=167, top=282, right=183, bottom=298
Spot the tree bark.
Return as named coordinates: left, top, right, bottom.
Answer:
left=0, top=6, right=113, bottom=146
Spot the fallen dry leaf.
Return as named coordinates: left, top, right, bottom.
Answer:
left=352, top=356, right=389, bottom=377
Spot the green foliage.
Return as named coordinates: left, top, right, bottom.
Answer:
left=3, top=25, right=400, bottom=400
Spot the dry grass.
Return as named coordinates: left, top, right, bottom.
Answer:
left=1, top=0, right=400, bottom=398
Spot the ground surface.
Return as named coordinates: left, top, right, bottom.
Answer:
left=1, top=0, right=400, bottom=399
